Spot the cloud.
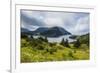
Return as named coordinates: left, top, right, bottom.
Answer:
left=73, top=16, right=89, bottom=35
left=21, top=10, right=45, bottom=20
left=21, top=20, right=39, bottom=31
left=43, top=17, right=64, bottom=27
left=21, top=10, right=89, bottom=35
left=21, top=10, right=45, bottom=28
left=42, top=12, right=78, bottom=30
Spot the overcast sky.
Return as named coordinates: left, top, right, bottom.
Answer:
left=21, top=10, right=90, bottom=35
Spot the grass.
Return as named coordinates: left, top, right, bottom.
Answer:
left=21, top=37, right=89, bottom=63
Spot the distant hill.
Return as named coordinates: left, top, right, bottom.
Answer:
left=39, top=26, right=71, bottom=37
left=21, top=28, right=30, bottom=33
left=21, top=28, right=34, bottom=35
left=69, top=33, right=89, bottom=45
left=21, top=26, right=71, bottom=37
left=33, top=27, right=49, bottom=34
left=78, top=33, right=89, bottom=46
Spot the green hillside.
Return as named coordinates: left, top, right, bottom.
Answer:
left=78, top=34, right=89, bottom=46
left=21, top=34, right=90, bottom=63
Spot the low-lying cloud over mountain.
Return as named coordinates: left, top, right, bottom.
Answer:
left=21, top=10, right=89, bottom=35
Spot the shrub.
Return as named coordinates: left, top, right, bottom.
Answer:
left=21, top=39, right=29, bottom=47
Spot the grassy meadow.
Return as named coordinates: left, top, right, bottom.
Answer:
left=21, top=34, right=89, bottom=63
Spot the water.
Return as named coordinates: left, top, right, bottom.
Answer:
left=47, top=35, right=76, bottom=43
left=32, top=35, right=76, bottom=43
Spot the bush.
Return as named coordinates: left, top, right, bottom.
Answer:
left=21, top=39, right=29, bottom=47
left=36, top=44, right=45, bottom=50
left=80, top=44, right=88, bottom=49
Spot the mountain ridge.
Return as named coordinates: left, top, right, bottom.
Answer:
left=21, top=26, right=71, bottom=37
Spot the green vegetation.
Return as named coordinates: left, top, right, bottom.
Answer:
left=21, top=34, right=90, bottom=63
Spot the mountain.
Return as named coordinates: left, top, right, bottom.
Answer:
left=33, top=26, right=71, bottom=37
left=21, top=28, right=34, bottom=35
left=33, top=27, right=49, bottom=34
left=21, top=26, right=71, bottom=37
left=69, top=35, right=77, bottom=39
left=21, top=28, right=30, bottom=32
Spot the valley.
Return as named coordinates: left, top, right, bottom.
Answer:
left=21, top=27, right=89, bottom=63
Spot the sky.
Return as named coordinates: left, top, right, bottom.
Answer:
left=21, top=10, right=90, bottom=35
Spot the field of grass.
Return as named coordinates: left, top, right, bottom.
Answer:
left=21, top=35, right=89, bottom=63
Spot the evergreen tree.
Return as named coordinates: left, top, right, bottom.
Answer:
left=60, top=38, right=65, bottom=46
left=38, top=36, right=44, bottom=41
left=60, top=38, right=70, bottom=47
left=74, top=39, right=81, bottom=48
left=44, top=36, right=48, bottom=42
left=30, top=35, right=33, bottom=39
left=21, top=34, right=28, bottom=38
left=65, top=39, right=70, bottom=47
